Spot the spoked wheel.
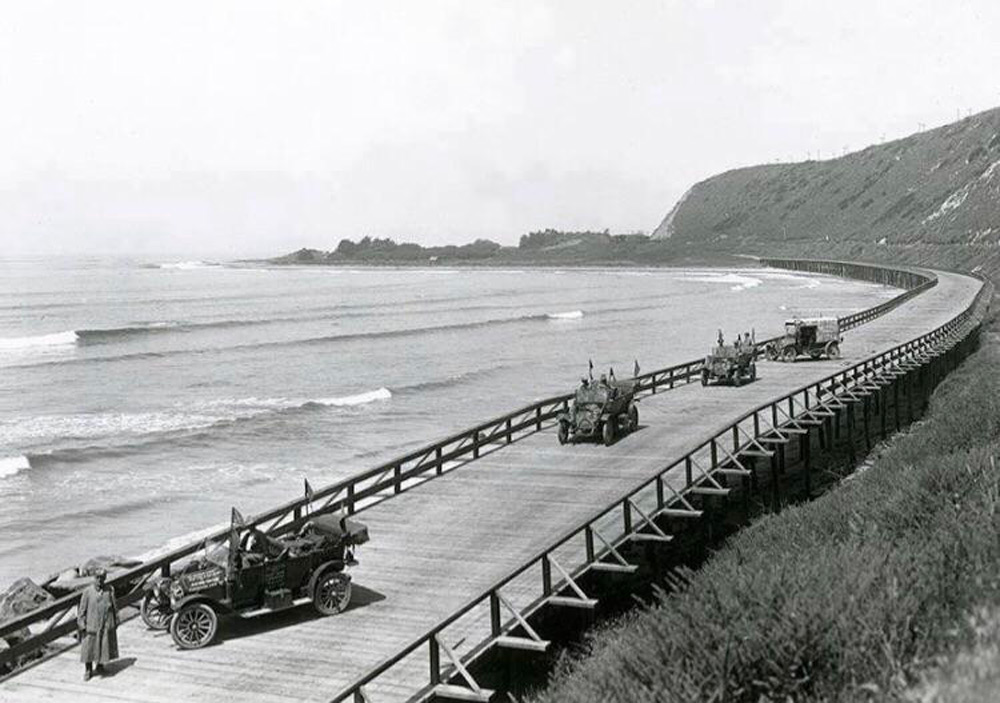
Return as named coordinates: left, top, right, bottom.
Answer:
left=170, top=603, right=218, bottom=649
left=782, top=347, right=797, bottom=363
left=701, top=369, right=709, bottom=386
left=313, top=571, right=352, bottom=615
left=825, top=342, right=841, bottom=360
left=557, top=421, right=570, bottom=445
left=765, top=345, right=778, bottom=361
left=733, top=370, right=743, bottom=387
left=140, top=592, right=172, bottom=631
left=628, top=405, right=639, bottom=432
left=602, top=419, right=616, bottom=446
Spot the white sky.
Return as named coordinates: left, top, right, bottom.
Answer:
left=2, top=0, right=999, bottom=256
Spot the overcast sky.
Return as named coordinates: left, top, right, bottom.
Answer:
left=2, top=1, right=999, bottom=257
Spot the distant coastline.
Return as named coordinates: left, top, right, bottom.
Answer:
left=263, top=230, right=753, bottom=269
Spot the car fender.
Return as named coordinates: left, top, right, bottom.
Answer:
left=307, top=559, right=347, bottom=596
left=171, top=594, right=229, bottom=615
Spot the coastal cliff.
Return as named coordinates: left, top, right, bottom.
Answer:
left=653, top=106, right=1000, bottom=274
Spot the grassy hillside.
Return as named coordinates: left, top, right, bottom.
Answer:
left=655, top=107, right=1000, bottom=274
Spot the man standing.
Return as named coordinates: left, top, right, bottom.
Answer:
left=77, top=568, right=119, bottom=681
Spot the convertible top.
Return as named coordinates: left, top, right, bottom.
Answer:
left=309, top=514, right=370, bottom=545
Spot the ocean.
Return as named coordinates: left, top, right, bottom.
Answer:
left=0, top=257, right=895, bottom=586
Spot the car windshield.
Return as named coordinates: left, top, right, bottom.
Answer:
left=204, top=543, right=230, bottom=568
left=575, top=385, right=609, bottom=404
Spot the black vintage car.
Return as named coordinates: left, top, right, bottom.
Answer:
left=140, top=512, right=369, bottom=649
left=558, top=376, right=638, bottom=446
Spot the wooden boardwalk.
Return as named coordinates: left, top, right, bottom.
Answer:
left=1, top=269, right=982, bottom=703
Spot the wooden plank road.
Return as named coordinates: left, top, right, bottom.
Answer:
left=1, top=269, right=981, bottom=703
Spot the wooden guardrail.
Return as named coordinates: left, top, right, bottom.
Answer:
left=331, top=266, right=988, bottom=703
left=0, top=258, right=940, bottom=673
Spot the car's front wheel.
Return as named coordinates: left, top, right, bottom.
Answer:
left=602, top=418, right=616, bottom=446
left=170, top=602, right=218, bottom=649
left=557, top=421, right=570, bottom=445
left=140, top=591, right=172, bottom=631
left=628, top=404, right=639, bottom=432
left=825, top=341, right=841, bottom=359
left=313, top=571, right=352, bottom=616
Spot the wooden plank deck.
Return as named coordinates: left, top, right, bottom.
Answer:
left=1, top=269, right=981, bottom=703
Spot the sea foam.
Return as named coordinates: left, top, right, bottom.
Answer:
left=0, top=455, right=30, bottom=479
left=547, top=310, right=584, bottom=320
left=0, top=330, right=79, bottom=351
left=312, top=387, right=392, bottom=407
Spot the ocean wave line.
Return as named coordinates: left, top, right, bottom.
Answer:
left=0, top=455, right=30, bottom=479
left=5, top=388, right=394, bottom=451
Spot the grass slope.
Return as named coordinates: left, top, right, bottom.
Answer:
left=655, top=107, right=1000, bottom=274
left=533, top=313, right=1000, bottom=703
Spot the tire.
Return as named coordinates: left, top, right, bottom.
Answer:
left=701, top=369, right=708, bottom=387
left=170, top=602, right=218, bottom=650
left=733, top=370, right=743, bottom=387
left=557, top=421, right=569, bottom=445
left=628, top=405, right=639, bottom=432
left=749, top=363, right=757, bottom=382
left=140, top=592, right=172, bottom=631
left=825, top=342, right=841, bottom=360
left=781, top=347, right=797, bottom=363
left=602, top=418, right=615, bottom=446
left=313, top=571, right=352, bottom=615
left=765, top=345, right=778, bottom=361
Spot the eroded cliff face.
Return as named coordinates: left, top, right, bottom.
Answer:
left=654, top=107, right=1000, bottom=273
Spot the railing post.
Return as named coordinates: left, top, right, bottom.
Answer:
left=656, top=474, right=665, bottom=509
left=535, top=406, right=542, bottom=431
left=394, top=464, right=402, bottom=494
left=506, top=418, right=513, bottom=444
left=473, top=431, right=480, bottom=459
left=710, top=440, right=718, bottom=469
left=490, top=592, right=501, bottom=637
left=347, top=484, right=356, bottom=515
left=685, top=456, right=693, bottom=488
left=622, top=499, right=632, bottom=534
left=542, top=554, right=552, bottom=596
left=429, top=635, right=441, bottom=686
left=436, top=446, right=443, bottom=475
left=585, top=526, right=595, bottom=562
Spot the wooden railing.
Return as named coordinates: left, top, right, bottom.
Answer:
left=331, top=267, right=988, bottom=703
left=0, top=258, right=940, bottom=672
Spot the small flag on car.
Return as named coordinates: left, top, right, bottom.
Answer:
left=231, top=507, right=246, bottom=528
left=304, top=478, right=314, bottom=502
left=633, top=359, right=640, bottom=378
left=588, top=358, right=594, bottom=380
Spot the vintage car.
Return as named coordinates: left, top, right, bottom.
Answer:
left=558, top=376, right=638, bottom=446
left=702, top=342, right=757, bottom=386
left=765, top=317, right=842, bottom=362
left=140, top=512, right=369, bottom=649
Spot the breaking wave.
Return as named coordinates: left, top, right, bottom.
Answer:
left=0, top=330, right=79, bottom=350
left=547, top=310, right=584, bottom=320
left=306, top=388, right=392, bottom=407
left=0, top=455, right=30, bottom=479
left=7, top=389, right=394, bottom=458
left=154, top=260, right=222, bottom=270
left=682, top=273, right=763, bottom=292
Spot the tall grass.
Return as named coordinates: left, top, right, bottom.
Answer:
left=533, top=323, right=1000, bottom=703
